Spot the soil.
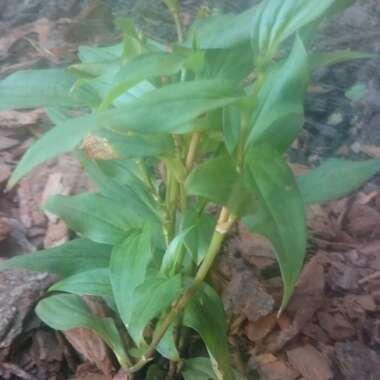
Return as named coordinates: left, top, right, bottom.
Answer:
left=0, top=1, right=380, bottom=379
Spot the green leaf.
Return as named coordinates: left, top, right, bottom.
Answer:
left=44, top=193, right=143, bottom=245
left=36, top=294, right=129, bottom=368
left=250, top=0, right=342, bottom=66
left=0, top=239, right=111, bottom=277
left=128, top=275, right=182, bottom=358
left=8, top=79, right=242, bottom=188
left=97, top=129, right=174, bottom=158
left=185, top=156, right=252, bottom=215
left=81, top=158, right=161, bottom=223
left=101, top=51, right=189, bottom=109
left=78, top=43, right=124, bottom=63
left=180, top=210, right=215, bottom=265
left=183, top=358, right=248, bottom=380
left=50, top=269, right=113, bottom=299
left=0, top=69, right=99, bottom=111
left=200, top=44, right=253, bottom=82
left=246, top=36, right=309, bottom=153
left=183, top=358, right=217, bottom=380
left=110, top=227, right=154, bottom=326
left=310, top=50, right=377, bottom=71
left=244, top=145, right=306, bottom=310
left=297, top=158, right=380, bottom=205
left=186, top=6, right=258, bottom=49
left=184, top=283, right=235, bottom=380
left=161, top=228, right=193, bottom=276
left=223, top=105, right=241, bottom=155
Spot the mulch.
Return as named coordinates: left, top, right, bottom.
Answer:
left=1, top=1, right=380, bottom=379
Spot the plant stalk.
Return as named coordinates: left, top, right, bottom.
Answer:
left=127, top=207, right=235, bottom=373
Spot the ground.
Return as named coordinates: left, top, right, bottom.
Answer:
left=0, top=1, right=380, bottom=379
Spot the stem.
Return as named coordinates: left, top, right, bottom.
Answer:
left=127, top=207, right=235, bottom=374
left=173, top=11, right=184, bottom=44
left=185, top=132, right=201, bottom=171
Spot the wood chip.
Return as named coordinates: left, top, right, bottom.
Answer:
left=0, top=136, right=18, bottom=151
left=287, top=345, right=333, bottom=380
left=255, top=354, right=299, bottom=380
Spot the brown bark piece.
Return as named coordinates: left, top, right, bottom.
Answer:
left=287, top=345, right=333, bottom=380
left=317, top=312, right=356, bottom=340
left=335, top=341, right=380, bottom=380
left=0, top=163, right=11, bottom=184
left=255, top=354, right=299, bottom=380
left=0, top=270, right=54, bottom=360
left=0, top=217, right=10, bottom=241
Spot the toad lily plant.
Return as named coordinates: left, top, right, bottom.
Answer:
left=1, top=0, right=379, bottom=379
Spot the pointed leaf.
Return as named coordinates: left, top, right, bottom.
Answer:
left=129, top=275, right=182, bottom=356
left=186, top=6, right=258, bottom=49
left=8, top=79, right=242, bottom=187
left=244, top=145, right=306, bottom=309
left=96, top=129, right=174, bottom=158
left=180, top=210, right=215, bottom=264
left=310, top=50, right=377, bottom=71
left=50, top=269, right=113, bottom=298
left=297, top=158, right=380, bottom=205
left=110, top=227, right=153, bottom=326
left=161, top=228, right=193, bottom=276
left=0, top=239, right=111, bottom=277
left=183, top=283, right=235, bottom=380
left=246, top=36, right=309, bottom=153
left=81, top=158, right=160, bottom=222
left=185, top=156, right=252, bottom=215
left=183, top=358, right=248, bottom=380
left=36, top=294, right=128, bottom=368
left=250, top=0, right=343, bottom=65
left=44, top=193, right=143, bottom=245
left=0, top=69, right=99, bottom=111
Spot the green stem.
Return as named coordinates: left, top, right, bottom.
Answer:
left=127, top=208, right=235, bottom=374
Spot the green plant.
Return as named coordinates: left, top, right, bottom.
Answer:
left=1, top=0, right=379, bottom=378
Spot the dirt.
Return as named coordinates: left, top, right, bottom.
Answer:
left=0, top=1, right=379, bottom=379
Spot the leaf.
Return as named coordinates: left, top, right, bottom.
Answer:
left=246, top=36, right=309, bottom=153
left=161, top=228, right=193, bottom=276
left=297, top=158, right=380, bottom=205
left=183, top=358, right=248, bottom=380
left=78, top=43, right=124, bottom=63
left=0, top=69, right=99, bottom=111
left=244, top=145, right=306, bottom=310
left=96, top=129, right=174, bottom=158
left=183, top=283, right=235, bottom=380
left=180, top=209, right=215, bottom=264
left=50, top=269, right=113, bottom=299
left=44, top=193, right=143, bottom=245
left=200, top=44, right=253, bottom=82
left=186, top=6, right=258, bottom=49
left=110, top=227, right=154, bottom=327
left=81, top=158, right=160, bottom=222
left=185, top=156, right=252, bottom=215
left=0, top=239, right=111, bottom=277
left=36, top=294, right=129, bottom=368
left=223, top=105, right=241, bottom=155
left=101, top=51, right=189, bottom=108
left=128, top=275, right=182, bottom=356
left=8, top=79, right=242, bottom=187
left=250, top=0, right=342, bottom=66
left=310, top=50, right=377, bottom=71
